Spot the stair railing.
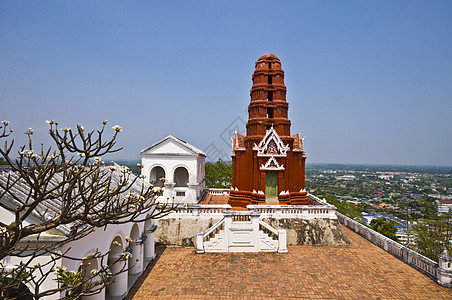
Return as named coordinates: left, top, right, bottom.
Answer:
left=195, top=217, right=225, bottom=253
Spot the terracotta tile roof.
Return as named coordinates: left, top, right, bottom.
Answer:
left=0, top=162, right=149, bottom=236
left=127, top=226, right=452, bottom=299
left=439, top=200, right=452, bottom=204
left=198, top=192, right=229, bottom=205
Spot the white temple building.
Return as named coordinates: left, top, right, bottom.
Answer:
left=140, top=135, right=206, bottom=204
left=0, top=162, right=159, bottom=299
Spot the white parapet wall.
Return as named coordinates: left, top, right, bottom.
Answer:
left=159, top=204, right=232, bottom=219
left=155, top=194, right=346, bottom=247
left=336, top=211, right=452, bottom=288
left=247, top=205, right=337, bottom=220
left=161, top=203, right=337, bottom=221
left=154, top=204, right=232, bottom=247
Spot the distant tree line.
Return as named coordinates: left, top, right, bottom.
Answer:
left=318, top=194, right=364, bottom=223
left=320, top=194, right=400, bottom=241
left=369, top=218, right=399, bottom=242
left=205, top=159, right=232, bottom=188
left=412, top=214, right=452, bottom=261
left=321, top=193, right=452, bottom=260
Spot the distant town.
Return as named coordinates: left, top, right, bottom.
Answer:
left=306, top=163, right=452, bottom=219
left=305, top=163, right=452, bottom=258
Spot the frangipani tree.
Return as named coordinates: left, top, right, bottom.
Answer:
left=0, top=120, right=173, bottom=299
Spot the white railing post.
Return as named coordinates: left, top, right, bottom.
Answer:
left=193, top=205, right=200, bottom=216
left=277, top=230, right=288, bottom=253
left=223, top=214, right=232, bottom=252
left=195, top=232, right=205, bottom=254
left=251, top=212, right=261, bottom=252
left=437, top=250, right=452, bottom=287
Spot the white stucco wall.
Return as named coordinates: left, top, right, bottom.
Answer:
left=1, top=205, right=38, bottom=228
left=141, top=136, right=206, bottom=204
left=1, top=251, right=62, bottom=300
left=0, top=209, right=156, bottom=299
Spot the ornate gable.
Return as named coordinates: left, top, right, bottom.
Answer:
left=253, top=127, right=290, bottom=157
left=260, top=156, right=285, bottom=171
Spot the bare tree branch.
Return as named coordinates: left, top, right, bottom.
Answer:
left=0, top=120, right=174, bottom=299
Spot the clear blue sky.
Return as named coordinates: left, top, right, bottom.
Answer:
left=1, top=1, right=451, bottom=166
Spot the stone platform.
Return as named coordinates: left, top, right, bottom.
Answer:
left=126, top=226, right=452, bottom=299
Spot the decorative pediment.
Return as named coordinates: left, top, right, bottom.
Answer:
left=140, top=135, right=206, bottom=157
left=253, top=127, right=289, bottom=157
left=260, top=156, right=285, bottom=170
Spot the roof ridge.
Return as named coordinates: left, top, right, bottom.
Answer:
left=140, top=135, right=206, bottom=157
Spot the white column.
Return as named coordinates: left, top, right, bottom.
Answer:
left=144, top=225, right=156, bottom=259
left=107, top=254, right=128, bottom=297
left=81, top=276, right=105, bottom=300
left=187, top=183, right=198, bottom=204
left=164, top=182, right=176, bottom=203
left=129, top=239, right=143, bottom=275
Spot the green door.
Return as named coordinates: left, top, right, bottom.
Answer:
left=265, top=171, right=278, bottom=198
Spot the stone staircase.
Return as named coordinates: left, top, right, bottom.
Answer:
left=196, top=211, right=287, bottom=253
left=203, top=229, right=225, bottom=252
left=259, top=230, right=279, bottom=251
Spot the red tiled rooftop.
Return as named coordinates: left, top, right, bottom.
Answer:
left=201, top=194, right=229, bottom=205
left=439, top=200, right=452, bottom=204
left=127, top=226, right=452, bottom=299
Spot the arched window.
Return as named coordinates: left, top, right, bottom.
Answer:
left=150, top=166, right=165, bottom=187
left=174, top=167, right=189, bottom=187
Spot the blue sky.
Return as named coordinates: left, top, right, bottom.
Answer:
left=1, top=1, right=451, bottom=165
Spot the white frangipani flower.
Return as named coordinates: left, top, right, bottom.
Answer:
left=112, top=125, right=122, bottom=132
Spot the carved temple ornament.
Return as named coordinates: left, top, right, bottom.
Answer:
left=253, top=127, right=290, bottom=157
left=231, top=131, right=245, bottom=152
left=260, top=156, right=285, bottom=171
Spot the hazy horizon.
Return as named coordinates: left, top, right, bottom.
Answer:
left=113, top=158, right=452, bottom=169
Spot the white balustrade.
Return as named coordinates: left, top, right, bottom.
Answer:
left=161, top=204, right=232, bottom=219
left=247, top=205, right=337, bottom=220
left=336, top=212, right=451, bottom=286
left=208, top=188, right=230, bottom=196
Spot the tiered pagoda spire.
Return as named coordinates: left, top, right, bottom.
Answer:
left=229, top=53, right=309, bottom=208
left=247, top=53, right=291, bottom=138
